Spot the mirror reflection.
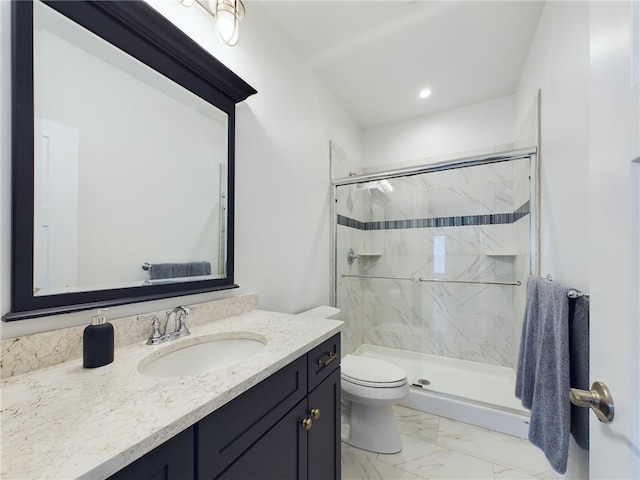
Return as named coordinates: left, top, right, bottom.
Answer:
left=32, top=1, right=228, bottom=296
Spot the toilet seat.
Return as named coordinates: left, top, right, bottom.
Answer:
left=341, top=354, right=407, bottom=388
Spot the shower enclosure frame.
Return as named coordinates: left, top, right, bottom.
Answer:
left=330, top=147, right=539, bottom=436
left=330, top=146, right=539, bottom=310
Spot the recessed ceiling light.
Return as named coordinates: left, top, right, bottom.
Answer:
left=419, top=88, right=432, bottom=99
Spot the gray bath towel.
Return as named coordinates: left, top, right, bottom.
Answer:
left=172, top=263, right=188, bottom=278
left=149, top=263, right=174, bottom=280
left=186, top=261, right=211, bottom=276
left=515, top=276, right=571, bottom=474
left=149, top=261, right=212, bottom=280
left=569, top=296, right=590, bottom=450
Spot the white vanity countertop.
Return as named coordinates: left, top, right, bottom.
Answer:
left=1, top=310, right=342, bottom=479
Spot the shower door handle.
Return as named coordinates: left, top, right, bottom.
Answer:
left=569, top=381, right=614, bottom=423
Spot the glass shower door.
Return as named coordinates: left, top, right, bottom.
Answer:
left=334, top=154, right=533, bottom=376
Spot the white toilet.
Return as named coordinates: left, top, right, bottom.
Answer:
left=341, top=354, right=409, bottom=453
left=297, top=306, right=410, bottom=454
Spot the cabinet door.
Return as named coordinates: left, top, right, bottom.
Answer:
left=198, top=357, right=307, bottom=479
left=216, top=399, right=308, bottom=479
left=108, top=427, right=194, bottom=480
left=307, top=368, right=341, bottom=480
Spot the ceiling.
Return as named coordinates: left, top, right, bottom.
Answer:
left=259, top=1, right=545, bottom=130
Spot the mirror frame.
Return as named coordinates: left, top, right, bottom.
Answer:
left=5, top=0, right=256, bottom=321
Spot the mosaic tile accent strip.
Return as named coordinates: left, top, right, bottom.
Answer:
left=337, top=215, right=366, bottom=230
left=338, top=201, right=530, bottom=231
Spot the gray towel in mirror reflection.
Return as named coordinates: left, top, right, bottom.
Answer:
left=149, top=262, right=211, bottom=280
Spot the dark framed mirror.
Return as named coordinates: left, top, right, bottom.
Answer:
left=5, top=0, right=256, bottom=321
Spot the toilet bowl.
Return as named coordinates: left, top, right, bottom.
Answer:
left=297, top=306, right=409, bottom=454
left=341, top=354, right=409, bottom=454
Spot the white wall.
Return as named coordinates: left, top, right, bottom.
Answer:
left=516, top=3, right=590, bottom=297
left=0, top=1, right=362, bottom=337
left=515, top=2, right=590, bottom=478
left=362, top=94, right=515, bottom=171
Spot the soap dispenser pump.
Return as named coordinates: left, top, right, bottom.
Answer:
left=83, top=309, right=114, bottom=368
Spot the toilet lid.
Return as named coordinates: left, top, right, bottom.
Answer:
left=341, top=354, right=407, bottom=388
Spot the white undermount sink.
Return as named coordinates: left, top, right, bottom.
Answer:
left=138, top=334, right=266, bottom=378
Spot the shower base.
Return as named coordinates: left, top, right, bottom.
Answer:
left=352, top=344, right=530, bottom=439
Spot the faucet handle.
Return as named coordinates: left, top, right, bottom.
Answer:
left=137, top=315, right=164, bottom=345
left=174, top=308, right=192, bottom=338
left=179, top=305, right=195, bottom=315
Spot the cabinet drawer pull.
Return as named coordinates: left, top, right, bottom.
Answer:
left=301, top=418, right=313, bottom=431
left=318, top=352, right=337, bottom=367
left=310, top=408, right=320, bottom=420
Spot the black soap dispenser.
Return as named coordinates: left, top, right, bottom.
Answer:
left=83, top=309, right=114, bottom=368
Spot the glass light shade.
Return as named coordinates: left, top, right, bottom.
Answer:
left=209, top=0, right=244, bottom=46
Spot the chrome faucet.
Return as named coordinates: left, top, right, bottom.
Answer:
left=138, top=305, right=194, bottom=345
left=165, top=305, right=193, bottom=339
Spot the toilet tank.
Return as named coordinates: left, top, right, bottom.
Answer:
left=297, top=306, right=341, bottom=320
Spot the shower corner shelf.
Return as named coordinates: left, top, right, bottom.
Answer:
left=347, top=248, right=381, bottom=265
left=484, top=250, right=518, bottom=256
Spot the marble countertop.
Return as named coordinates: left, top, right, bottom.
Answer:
left=1, top=310, right=342, bottom=479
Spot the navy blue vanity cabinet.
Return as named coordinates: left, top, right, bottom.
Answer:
left=306, top=334, right=341, bottom=480
left=211, top=398, right=309, bottom=479
left=109, top=427, right=194, bottom=480
left=197, top=356, right=309, bottom=479
left=307, top=367, right=341, bottom=480
left=204, top=333, right=341, bottom=480
left=109, top=334, right=341, bottom=480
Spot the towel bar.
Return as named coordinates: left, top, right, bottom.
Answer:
left=419, top=278, right=521, bottom=286
left=567, top=289, right=590, bottom=299
left=341, top=274, right=415, bottom=281
left=546, top=275, right=590, bottom=299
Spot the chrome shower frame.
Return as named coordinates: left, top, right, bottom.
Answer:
left=330, top=147, right=539, bottom=306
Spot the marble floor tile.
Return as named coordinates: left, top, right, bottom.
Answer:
left=342, top=444, right=424, bottom=480
left=342, top=440, right=378, bottom=460
left=436, top=417, right=560, bottom=478
left=376, top=433, right=439, bottom=467
left=493, top=464, right=543, bottom=479
left=341, top=406, right=564, bottom=480
left=393, top=405, right=440, bottom=443
left=395, top=441, right=496, bottom=479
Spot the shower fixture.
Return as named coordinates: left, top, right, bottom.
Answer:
left=356, top=179, right=394, bottom=195
left=347, top=248, right=360, bottom=265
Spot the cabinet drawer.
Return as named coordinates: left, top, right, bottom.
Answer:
left=197, top=356, right=307, bottom=479
left=307, top=334, right=340, bottom=392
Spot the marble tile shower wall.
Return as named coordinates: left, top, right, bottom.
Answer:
left=336, top=159, right=532, bottom=368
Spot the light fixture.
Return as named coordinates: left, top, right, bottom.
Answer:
left=179, top=0, right=245, bottom=47
left=419, top=88, right=432, bottom=99
left=209, top=0, right=245, bottom=46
